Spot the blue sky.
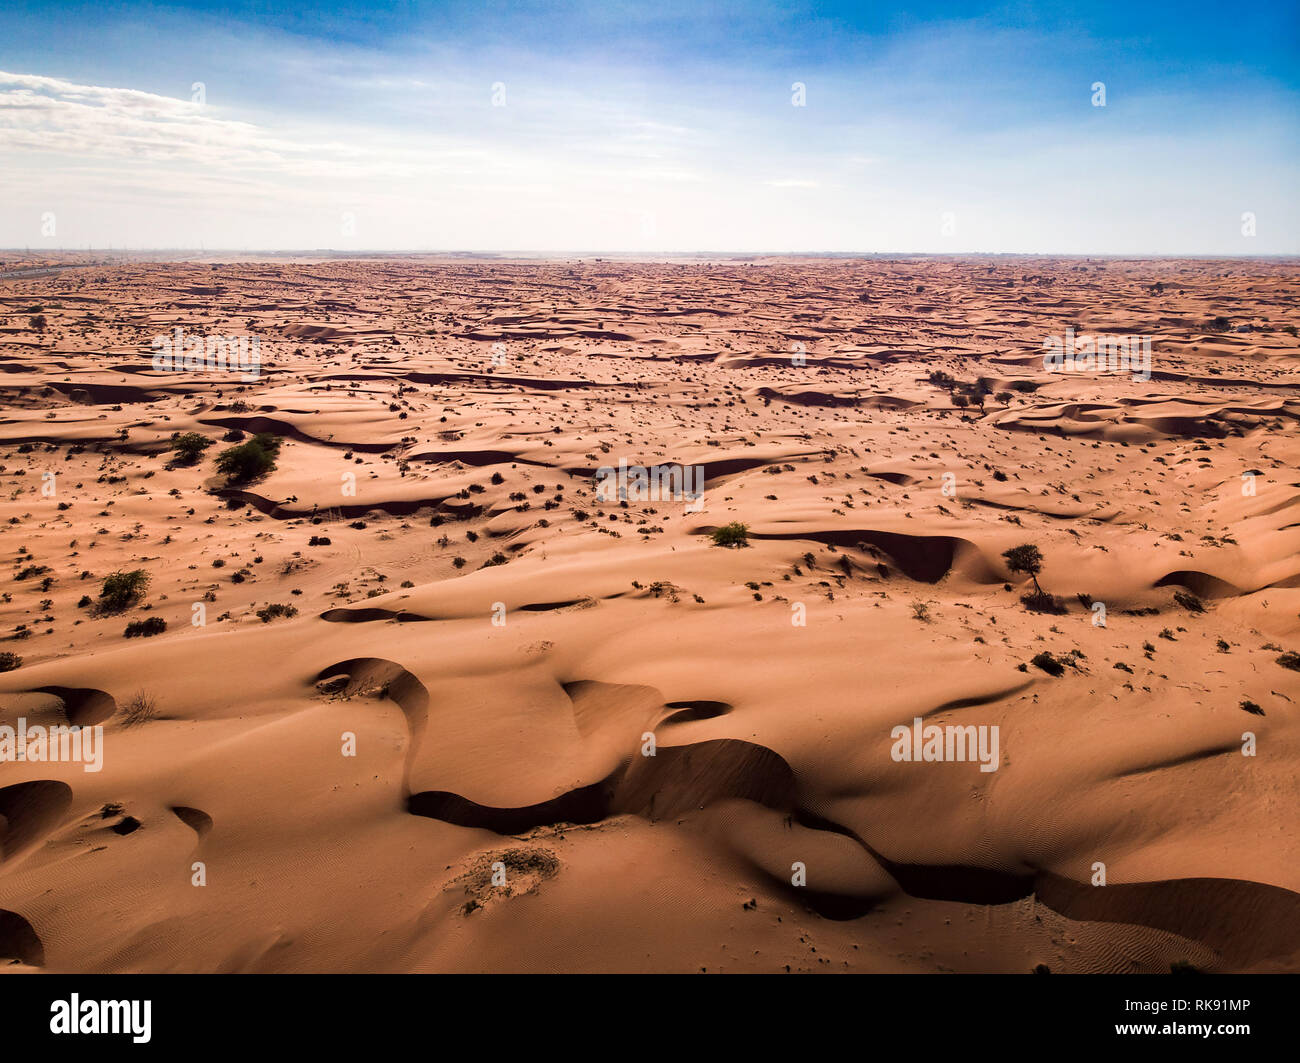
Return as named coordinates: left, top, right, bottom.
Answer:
left=1, top=1, right=1296, bottom=252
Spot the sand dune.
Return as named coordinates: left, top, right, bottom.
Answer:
left=1, top=254, right=1297, bottom=973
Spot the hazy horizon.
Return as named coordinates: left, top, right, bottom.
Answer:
left=4, top=248, right=1300, bottom=259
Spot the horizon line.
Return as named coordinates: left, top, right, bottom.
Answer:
left=3, top=249, right=1298, bottom=260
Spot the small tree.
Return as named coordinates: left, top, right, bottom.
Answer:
left=1002, top=543, right=1044, bottom=596
left=29, top=314, right=47, bottom=332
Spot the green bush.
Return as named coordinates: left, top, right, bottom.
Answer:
left=168, top=432, right=214, bottom=465
left=98, top=570, right=150, bottom=613
left=124, top=616, right=167, bottom=638
left=215, top=433, right=282, bottom=484
left=710, top=522, right=750, bottom=548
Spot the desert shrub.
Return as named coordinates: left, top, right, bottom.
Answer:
left=1173, top=589, right=1205, bottom=613
left=1277, top=652, right=1300, bottom=672
left=120, top=690, right=158, bottom=727
left=710, top=521, right=750, bottom=548
left=124, top=616, right=167, bottom=638
left=256, top=602, right=298, bottom=623
left=215, top=433, right=281, bottom=484
left=1031, top=651, right=1065, bottom=677
left=28, top=314, right=47, bottom=331
left=98, top=569, right=150, bottom=613
left=0, top=651, right=22, bottom=672
left=168, top=432, right=214, bottom=465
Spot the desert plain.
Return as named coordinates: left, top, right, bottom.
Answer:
left=0, top=253, right=1298, bottom=973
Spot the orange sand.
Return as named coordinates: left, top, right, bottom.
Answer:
left=1, top=254, right=1297, bottom=973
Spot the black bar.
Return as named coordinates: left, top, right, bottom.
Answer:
left=2, top=973, right=1293, bottom=1050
